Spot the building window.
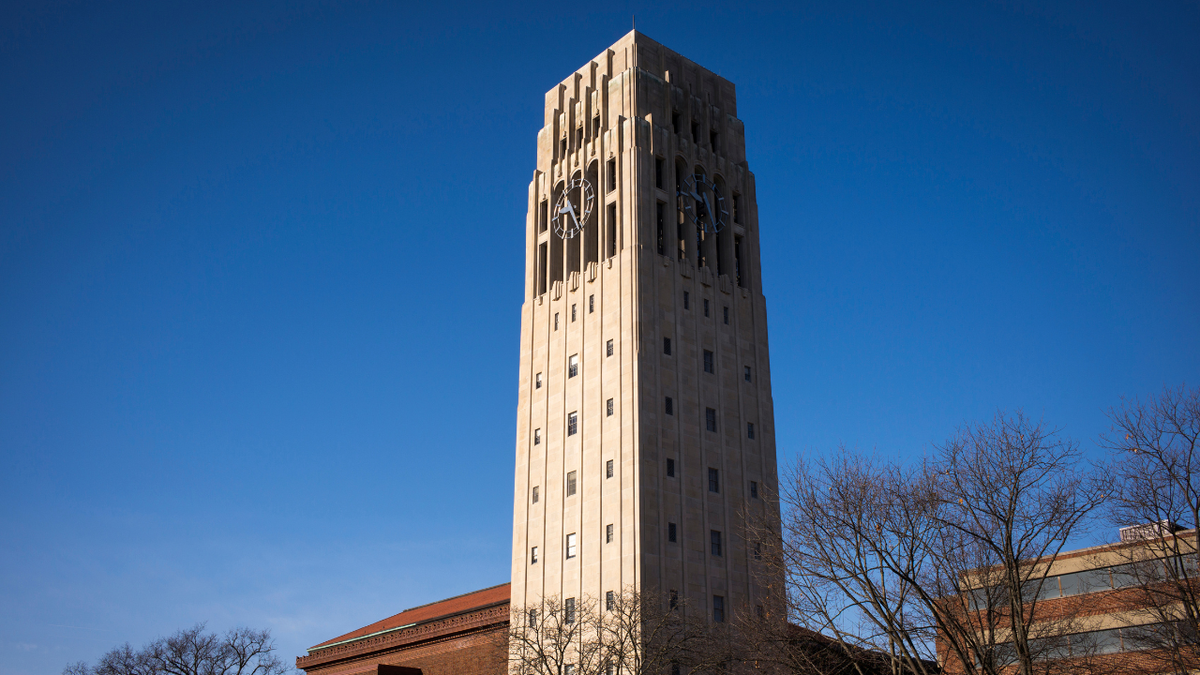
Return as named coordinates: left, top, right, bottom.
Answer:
left=607, top=398, right=614, bottom=416
left=703, top=298, right=710, bottom=317
left=571, top=304, right=577, bottom=322
left=531, top=546, right=538, bottom=564
left=565, top=666, right=575, bottom=675
left=593, top=115, right=601, bottom=136
left=554, top=313, right=559, bottom=330
left=656, top=201, right=665, bottom=255
left=589, top=294, right=594, bottom=313
left=560, top=137, right=567, bottom=155
left=668, top=522, right=677, bottom=542
left=723, top=306, right=729, bottom=324
left=683, top=291, right=689, bottom=309
left=606, top=590, right=615, bottom=610
left=711, top=530, right=722, bottom=556
left=750, top=480, right=759, bottom=499
left=606, top=339, right=614, bottom=356
left=710, top=130, right=718, bottom=151
left=569, top=354, right=579, bottom=378
left=669, top=589, right=678, bottom=609
left=568, top=412, right=578, bottom=436
left=606, top=523, right=614, bottom=543
left=706, top=407, right=717, bottom=432
left=664, top=396, right=673, bottom=415
left=536, top=372, right=543, bottom=388
left=566, top=533, right=577, bottom=559
left=532, top=486, right=539, bottom=503
left=565, top=597, right=576, bottom=622
left=754, top=541, right=762, bottom=560
left=607, top=159, right=616, bottom=192
left=703, top=350, right=714, bottom=373
left=664, top=337, right=672, bottom=355
left=576, top=126, right=583, bottom=148
left=566, top=471, right=577, bottom=496
left=607, top=203, right=617, bottom=258
left=671, top=110, right=680, bottom=134
left=529, top=609, right=538, bottom=627
left=713, top=595, right=725, bottom=622
left=733, top=194, right=742, bottom=224
left=744, top=366, right=752, bottom=382
left=709, top=467, right=720, bottom=493
left=539, top=200, right=548, bottom=232
left=534, top=428, right=541, bottom=445
left=606, top=459, right=614, bottom=478
left=691, top=120, right=699, bottom=143
left=747, top=422, right=755, bottom=439
left=666, top=458, right=675, bottom=477
left=756, top=604, right=764, bottom=618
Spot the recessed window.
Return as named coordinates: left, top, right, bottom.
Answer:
left=606, top=459, right=614, bottom=478
left=568, top=412, right=578, bottom=436
left=754, top=541, right=762, bottom=560
left=656, top=201, right=665, bottom=256
left=607, top=203, right=617, bottom=258
left=532, top=486, right=539, bottom=503
left=713, top=594, right=725, bottom=622
left=560, top=137, right=567, bottom=155
left=671, top=110, right=680, bottom=134
left=539, top=200, right=548, bottom=232
left=606, top=590, right=615, bottom=610
left=668, top=522, right=677, bottom=542
left=606, top=339, right=614, bottom=357
left=747, top=422, right=755, bottom=439
left=655, top=157, right=664, bottom=188
left=706, top=407, right=717, bottom=432
left=534, top=428, right=541, bottom=445
left=666, top=458, right=675, bottom=477
left=554, top=313, right=559, bottom=330
left=606, top=398, right=614, bottom=416
left=665, top=396, right=673, bottom=415
left=531, top=546, right=538, bottom=564
left=568, top=354, right=579, bottom=378
left=566, top=470, right=577, bottom=496
left=576, top=126, right=583, bottom=147
left=710, top=130, right=719, bottom=151
left=606, top=523, right=613, bottom=543
left=566, top=533, right=577, bottom=559
left=703, top=298, right=710, bottom=317
left=571, top=304, right=577, bottom=322
left=703, top=350, right=714, bottom=373
left=744, top=366, right=752, bottom=382
left=565, top=597, right=576, bottom=623
left=593, top=115, right=601, bottom=136
left=756, top=604, right=764, bottom=619
left=664, top=337, right=672, bottom=355
left=691, top=120, right=699, bottom=143
left=536, top=372, right=543, bottom=388
left=750, top=480, right=759, bottom=499
left=723, top=306, right=729, bottom=324
left=683, top=291, right=690, bottom=309
left=708, top=467, right=720, bottom=493
left=733, top=194, right=742, bottom=224
left=711, top=530, right=722, bottom=556
left=588, top=294, right=594, bottom=313
left=607, top=159, right=617, bottom=192
left=670, top=590, right=678, bottom=610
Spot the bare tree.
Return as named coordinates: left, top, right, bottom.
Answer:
left=755, top=411, right=1107, bottom=675
left=510, top=595, right=605, bottom=675
left=1100, top=383, right=1200, bottom=674
left=63, top=624, right=286, bottom=675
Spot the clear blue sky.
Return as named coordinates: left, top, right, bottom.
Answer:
left=1, top=2, right=1196, bottom=673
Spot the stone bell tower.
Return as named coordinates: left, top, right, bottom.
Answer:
left=510, top=30, right=780, bottom=627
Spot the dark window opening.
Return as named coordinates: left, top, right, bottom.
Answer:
left=723, top=306, right=729, bottom=324
left=607, top=159, right=616, bottom=192
left=589, top=294, right=594, bottom=313
left=593, top=115, right=601, bottom=136
left=750, top=480, right=759, bottom=498
left=733, top=194, right=742, bottom=224
left=666, top=458, right=675, bottom=477
left=537, top=243, right=547, bottom=295
left=606, top=524, right=613, bottom=544
left=710, top=530, right=722, bottom=556
left=565, top=597, right=576, bottom=623
left=691, top=120, right=699, bottom=143
left=606, top=459, right=613, bottom=478
left=754, top=541, right=762, bottom=560
left=683, top=291, right=690, bottom=309
left=607, top=203, right=617, bottom=258
left=655, top=157, right=664, bottom=188
left=710, top=130, right=718, bottom=151
left=744, top=366, right=752, bottom=382
left=735, top=236, right=745, bottom=287
left=560, top=137, right=567, bottom=155
left=656, top=201, right=665, bottom=256
left=713, top=595, right=725, bottom=622
left=671, top=111, right=680, bottom=134
left=576, top=127, right=583, bottom=148
left=747, top=422, right=755, bottom=439
left=554, top=313, right=559, bottom=330
left=607, top=339, right=614, bottom=357
left=571, top=304, right=577, bottom=322
left=664, top=337, right=672, bottom=355
left=703, top=350, right=714, bottom=373
left=708, top=467, right=720, bottom=492
left=706, top=408, right=717, bottom=432
left=665, top=396, right=674, bottom=415
left=539, top=200, right=548, bottom=232
left=703, top=298, right=710, bottom=317
left=606, top=590, right=614, bottom=609
left=534, top=428, right=541, bottom=445
left=606, top=398, right=614, bottom=417
left=532, top=486, right=539, bottom=503
left=670, top=590, right=678, bottom=610
left=668, top=522, right=677, bottom=542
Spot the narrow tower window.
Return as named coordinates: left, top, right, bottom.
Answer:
left=607, top=203, right=617, bottom=258
left=565, top=597, right=576, bottom=622
left=663, top=338, right=672, bottom=355
left=704, top=350, right=714, bottom=373
left=668, top=522, right=677, bottom=542
left=588, top=294, right=594, bottom=313
left=655, top=157, right=664, bottom=188
left=606, top=339, right=613, bottom=356
left=750, top=480, right=759, bottom=499
left=566, top=471, right=577, bottom=496
left=703, top=298, right=710, bottom=317
left=606, top=590, right=615, bottom=610
left=534, top=428, right=541, bottom=445
left=665, top=396, right=673, bottom=415
left=531, top=546, right=538, bottom=563
left=706, top=408, right=717, bottom=432
left=606, top=524, right=613, bottom=543
left=606, top=459, right=614, bottom=478
left=713, top=595, right=725, bottom=622
left=571, top=304, right=577, bottom=322
left=568, top=354, right=579, bottom=378
left=536, top=372, right=543, bottom=388
left=656, top=201, right=665, bottom=256
left=708, top=467, right=720, bottom=493
left=683, top=291, right=690, bottom=309
left=744, top=366, right=752, bottom=382
left=747, top=422, right=755, bottom=439
left=666, top=458, right=675, bottom=477
left=532, top=486, right=539, bottom=503
left=711, top=530, right=722, bottom=556
left=607, top=398, right=614, bottom=416
left=607, top=159, right=616, bottom=192
left=566, top=533, right=577, bottom=558
left=568, top=412, right=578, bottom=436
left=723, top=306, right=729, bottom=324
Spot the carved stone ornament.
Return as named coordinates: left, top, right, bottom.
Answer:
left=551, top=280, right=563, bottom=301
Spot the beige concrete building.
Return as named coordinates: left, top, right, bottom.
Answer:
left=510, top=31, right=780, bottom=626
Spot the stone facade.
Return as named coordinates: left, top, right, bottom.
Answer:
left=511, top=30, right=780, bottom=626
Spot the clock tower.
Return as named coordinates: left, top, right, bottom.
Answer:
left=511, top=31, right=780, bottom=627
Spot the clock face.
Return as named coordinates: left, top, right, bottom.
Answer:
left=677, top=173, right=728, bottom=234
left=552, top=177, right=595, bottom=239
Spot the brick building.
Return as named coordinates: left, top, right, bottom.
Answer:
left=296, top=585, right=510, bottom=675
left=939, top=528, right=1198, bottom=673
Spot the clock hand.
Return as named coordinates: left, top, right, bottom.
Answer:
left=702, top=191, right=714, bottom=222
left=560, top=198, right=581, bottom=229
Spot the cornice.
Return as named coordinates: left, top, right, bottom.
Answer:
left=297, top=603, right=509, bottom=670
